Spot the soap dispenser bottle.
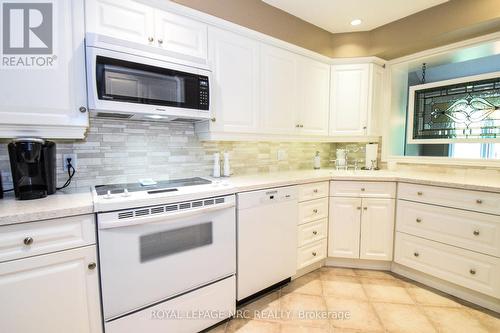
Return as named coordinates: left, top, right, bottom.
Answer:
left=313, top=151, right=321, bottom=170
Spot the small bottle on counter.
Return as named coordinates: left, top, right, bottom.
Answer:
left=223, top=151, right=231, bottom=177
left=313, top=151, right=321, bottom=170
left=213, top=153, right=221, bottom=178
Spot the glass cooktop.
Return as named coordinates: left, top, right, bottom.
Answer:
left=95, top=177, right=211, bottom=196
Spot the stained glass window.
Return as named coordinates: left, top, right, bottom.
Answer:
left=411, top=76, right=500, bottom=140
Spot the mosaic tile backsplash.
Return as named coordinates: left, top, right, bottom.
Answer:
left=0, top=116, right=368, bottom=190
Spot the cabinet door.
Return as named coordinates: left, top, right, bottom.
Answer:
left=0, top=0, right=88, bottom=139
left=298, top=57, right=330, bottom=136
left=208, top=27, right=259, bottom=133
left=328, top=197, right=362, bottom=258
left=329, top=64, right=369, bottom=136
left=360, top=198, right=395, bottom=261
left=0, top=246, right=102, bottom=333
left=155, top=10, right=208, bottom=63
left=260, top=45, right=298, bottom=134
left=367, top=64, right=384, bottom=136
left=85, top=0, right=155, bottom=46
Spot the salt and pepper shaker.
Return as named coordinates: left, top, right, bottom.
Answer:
left=212, top=153, right=221, bottom=178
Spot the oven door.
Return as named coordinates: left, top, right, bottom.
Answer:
left=97, top=197, right=236, bottom=320
left=86, top=47, right=211, bottom=121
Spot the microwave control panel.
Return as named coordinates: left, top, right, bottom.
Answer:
left=199, top=77, right=209, bottom=110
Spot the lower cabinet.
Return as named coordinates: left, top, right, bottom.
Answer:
left=328, top=187, right=395, bottom=261
left=0, top=246, right=102, bottom=333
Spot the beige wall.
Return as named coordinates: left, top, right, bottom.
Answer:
left=172, top=0, right=500, bottom=60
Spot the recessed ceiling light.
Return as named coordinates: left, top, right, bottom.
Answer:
left=147, top=115, right=165, bottom=119
left=350, top=19, right=362, bottom=26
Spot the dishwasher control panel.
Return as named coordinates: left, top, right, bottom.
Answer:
left=237, top=186, right=298, bottom=210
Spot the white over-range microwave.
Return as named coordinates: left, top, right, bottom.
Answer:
left=85, top=35, right=211, bottom=122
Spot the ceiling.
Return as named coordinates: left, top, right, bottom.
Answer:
left=262, top=0, right=449, bottom=33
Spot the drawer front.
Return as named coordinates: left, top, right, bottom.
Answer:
left=0, top=215, right=96, bottom=263
left=297, top=239, right=327, bottom=270
left=298, top=218, right=327, bottom=247
left=299, top=182, right=329, bottom=202
left=395, top=232, right=500, bottom=298
left=396, top=200, right=500, bottom=257
left=330, top=181, right=396, bottom=198
left=398, top=183, right=500, bottom=215
left=298, top=198, right=328, bottom=225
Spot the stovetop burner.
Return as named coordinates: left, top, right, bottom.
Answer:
left=94, top=177, right=212, bottom=196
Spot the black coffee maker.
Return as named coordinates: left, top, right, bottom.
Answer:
left=8, top=138, right=56, bottom=200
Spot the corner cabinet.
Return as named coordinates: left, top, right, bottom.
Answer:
left=0, top=0, right=88, bottom=139
left=329, top=63, right=384, bottom=137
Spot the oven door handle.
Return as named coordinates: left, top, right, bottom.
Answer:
left=98, top=202, right=235, bottom=229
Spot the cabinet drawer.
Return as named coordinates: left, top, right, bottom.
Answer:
left=298, top=218, right=327, bottom=247
left=330, top=181, right=396, bottom=198
left=0, top=215, right=96, bottom=263
left=395, top=232, right=500, bottom=298
left=299, top=182, right=329, bottom=202
left=297, top=239, right=327, bottom=270
left=398, top=183, right=500, bottom=215
left=396, top=200, right=500, bottom=257
left=298, top=198, right=328, bottom=225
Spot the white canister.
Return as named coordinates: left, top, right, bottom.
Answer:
left=213, top=153, right=221, bottom=178
left=223, top=152, right=231, bottom=177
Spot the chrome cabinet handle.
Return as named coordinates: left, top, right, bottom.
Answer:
left=416, top=218, right=422, bottom=223
left=476, top=199, right=482, bottom=204
left=469, top=269, right=476, bottom=275
left=312, top=252, right=317, bottom=256
left=313, top=209, right=318, bottom=213
left=473, top=230, right=480, bottom=236
left=413, top=252, right=419, bottom=257
left=148, top=36, right=154, bottom=42
left=312, top=231, right=318, bottom=235
left=88, top=262, right=97, bottom=270
left=417, top=191, right=423, bottom=196
left=23, top=237, right=34, bottom=246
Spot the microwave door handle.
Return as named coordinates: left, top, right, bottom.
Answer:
left=98, top=202, right=235, bottom=230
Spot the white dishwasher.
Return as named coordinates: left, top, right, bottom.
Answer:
left=237, top=186, right=298, bottom=302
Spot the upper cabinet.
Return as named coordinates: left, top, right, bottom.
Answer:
left=329, top=63, right=384, bottom=137
left=0, top=0, right=88, bottom=139
left=86, top=0, right=208, bottom=64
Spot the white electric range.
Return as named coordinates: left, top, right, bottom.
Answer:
left=92, top=177, right=237, bottom=333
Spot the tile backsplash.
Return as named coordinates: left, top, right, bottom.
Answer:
left=0, top=116, right=362, bottom=190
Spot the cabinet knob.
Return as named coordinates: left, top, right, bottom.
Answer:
left=79, top=106, right=87, bottom=113
left=363, top=207, right=367, bottom=210
left=417, top=191, right=423, bottom=196
left=469, top=269, right=476, bottom=275
left=357, top=206, right=361, bottom=210
left=363, top=126, right=367, bottom=130
left=312, top=252, right=317, bottom=257
left=88, top=262, right=97, bottom=270
left=312, top=230, right=318, bottom=235
left=360, top=188, right=365, bottom=191
left=148, top=36, right=154, bottom=42
left=313, top=189, right=318, bottom=193
left=416, top=218, right=422, bottom=223
left=210, top=117, right=216, bottom=122
left=473, top=230, right=480, bottom=236
left=300, top=124, right=304, bottom=128
left=413, top=252, right=419, bottom=257
left=23, top=237, right=34, bottom=246
left=296, top=124, right=300, bottom=128
left=158, top=39, right=163, bottom=44
left=313, top=209, right=318, bottom=213
left=476, top=199, right=482, bottom=204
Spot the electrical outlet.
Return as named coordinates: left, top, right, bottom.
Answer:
left=277, top=149, right=287, bottom=161
left=62, top=154, right=77, bottom=171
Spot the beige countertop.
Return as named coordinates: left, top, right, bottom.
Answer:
left=1, top=168, right=499, bottom=226
left=0, top=190, right=94, bottom=226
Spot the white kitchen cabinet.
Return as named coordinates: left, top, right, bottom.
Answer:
left=86, top=0, right=208, bottom=63
left=328, top=197, right=362, bottom=258
left=329, top=63, right=383, bottom=137
left=260, top=44, right=299, bottom=134
left=328, top=181, right=395, bottom=261
left=0, top=246, right=102, bottom=333
left=85, top=0, right=155, bottom=46
left=360, top=198, right=395, bottom=261
left=297, top=56, right=330, bottom=136
left=0, top=0, right=88, bottom=139
left=204, top=27, right=260, bottom=133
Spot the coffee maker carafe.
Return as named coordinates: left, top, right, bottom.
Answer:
left=8, top=138, right=56, bottom=200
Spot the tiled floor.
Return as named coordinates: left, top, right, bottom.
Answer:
left=207, top=267, right=500, bottom=333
